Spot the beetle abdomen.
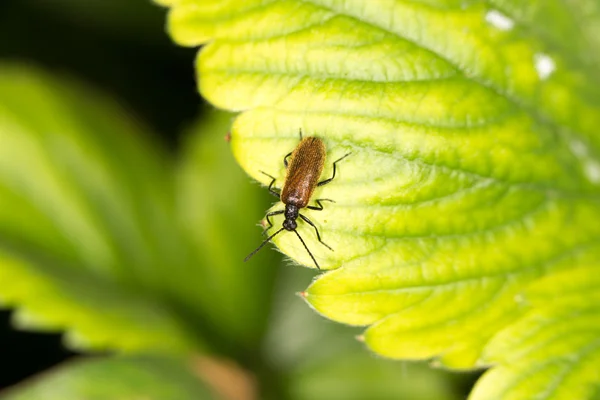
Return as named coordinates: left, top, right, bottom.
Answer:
left=281, top=137, right=326, bottom=208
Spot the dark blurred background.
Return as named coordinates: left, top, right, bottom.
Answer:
left=0, top=0, right=200, bottom=388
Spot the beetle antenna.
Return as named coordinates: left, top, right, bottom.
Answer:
left=244, top=227, right=285, bottom=262
left=293, top=229, right=321, bottom=270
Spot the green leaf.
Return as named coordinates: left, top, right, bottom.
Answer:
left=0, top=65, right=198, bottom=353
left=160, top=0, right=600, bottom=398
left=470, top=265, right=600, bottom=399
left=0, top=356, right=216, bottom=400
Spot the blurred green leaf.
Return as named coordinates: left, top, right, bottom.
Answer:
left=264, top=266, right=467, bottom=400
left=0, top=62, right=284, bottom=361
left=0, top=64, right=201, bottom=353
left=176, top=111, right=279, bottom=355
left=0, top=251, right=196, bottom=353
left=0, top=356, right=216, bottom=400
left=290, top=354, right=460, bottom=400
left=160, top=0, right=600, bottom=398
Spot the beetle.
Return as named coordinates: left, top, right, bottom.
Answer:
left=244, top=131, right=350, bottom=269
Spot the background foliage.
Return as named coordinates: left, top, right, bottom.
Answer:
left=0, top=0, right=598, bottom=399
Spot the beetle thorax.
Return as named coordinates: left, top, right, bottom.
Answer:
left=283, top=204, right=299, bottom=231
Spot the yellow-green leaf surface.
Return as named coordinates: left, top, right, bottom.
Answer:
left=0, top=65, right=197, bottom=353
left=161, top=0, right=600, bottom=398
left=0, top=356, right=215, bottom=400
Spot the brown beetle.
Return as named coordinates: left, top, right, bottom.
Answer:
left=244, top=130, right=350, bottom=269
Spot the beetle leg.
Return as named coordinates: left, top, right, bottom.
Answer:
left=299, top=213, right=333, bottom=251
left=284, top=126, right=303, bottom=167
left=306, top=199, right=335, bottom=211
left=317, top=152, right=351, bottom=187
left=259, top=171, right=281, bottom=198
left=263, top=209, right=284, bottom=235
left=283, top=152, right=292, bottom=168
